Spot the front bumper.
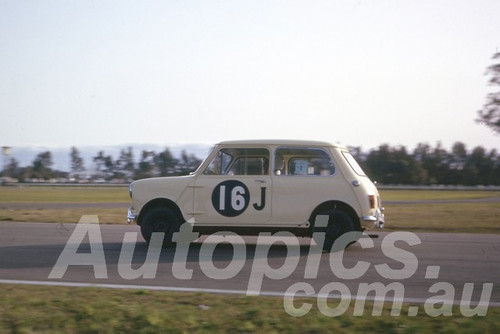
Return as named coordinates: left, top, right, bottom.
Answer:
left=127, top=207, right=137, bottom=224
left=362, top=207, right=385, bottom=229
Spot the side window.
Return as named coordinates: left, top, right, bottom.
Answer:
left=274, top=147, right=335, bottom=176
left=229, top=157, right=269, bottom=175
left=203, top=148, right=269, bottom=175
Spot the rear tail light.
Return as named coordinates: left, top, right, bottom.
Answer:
left=369, top=195, right=376, bottom=209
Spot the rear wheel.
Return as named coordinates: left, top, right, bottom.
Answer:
left=140, top=206, right=181, bottom=247
left=312, top=209, right=360, bottom=251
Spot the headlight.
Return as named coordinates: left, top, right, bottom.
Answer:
left=129, top=183, right=133, bottom=198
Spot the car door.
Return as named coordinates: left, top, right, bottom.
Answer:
left=192, top=147, right=272, bottom=225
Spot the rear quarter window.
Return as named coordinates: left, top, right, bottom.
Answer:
left=342, top=151, right=366, bottom=176
left=274, top=147, right=335, bottom=176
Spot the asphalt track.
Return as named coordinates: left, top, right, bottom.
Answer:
left=0, top=221, right=499, bottom=309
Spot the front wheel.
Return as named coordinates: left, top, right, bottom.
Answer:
left=312, top=209, right=360, bottom=251
left=140, top=206, right=181, bottom=247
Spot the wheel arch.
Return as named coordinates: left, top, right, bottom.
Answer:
left=309, top=200, right=361, bottom=231
left=137, top=198, right=185, bottom=226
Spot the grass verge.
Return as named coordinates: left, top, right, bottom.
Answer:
left=0, top=186, right=130, bottom=203
left=380, top=189, right=500, bottom=201
left=1, top=186, right=498, bottom=204
left=1, top=187, right=499, bottom=233
left=383, top=203, right=500, bottom=233
left=1, top=284, right=499, bottom=333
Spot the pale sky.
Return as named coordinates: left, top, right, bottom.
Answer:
left=1, top=0, right=500, bottom=152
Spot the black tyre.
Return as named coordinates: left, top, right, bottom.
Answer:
left=140, top=206, right=181, bottom=247
left=312, top=209, right=360, bottom=251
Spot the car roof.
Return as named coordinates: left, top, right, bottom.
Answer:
left=217, top=139, right=347, bottom=149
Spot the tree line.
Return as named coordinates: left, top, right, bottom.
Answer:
left=1, top=147, right=203, bottom=183
left=353, top=142, right=499, bottom=186
left=1, top=142, right=499, bottom=185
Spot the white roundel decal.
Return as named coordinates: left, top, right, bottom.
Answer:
left=211, top=180, right=250, bottom=217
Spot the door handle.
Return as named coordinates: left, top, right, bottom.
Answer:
left=254, top=179, right=267, bottom=183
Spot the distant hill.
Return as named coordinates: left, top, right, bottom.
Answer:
left=3, top=143, right=213, bottom=172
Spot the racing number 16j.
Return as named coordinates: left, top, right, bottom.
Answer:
left=211, top=180, right=266, bottom=217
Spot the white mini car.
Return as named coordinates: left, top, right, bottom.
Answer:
left=128, top=140, right=384, bottom=250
